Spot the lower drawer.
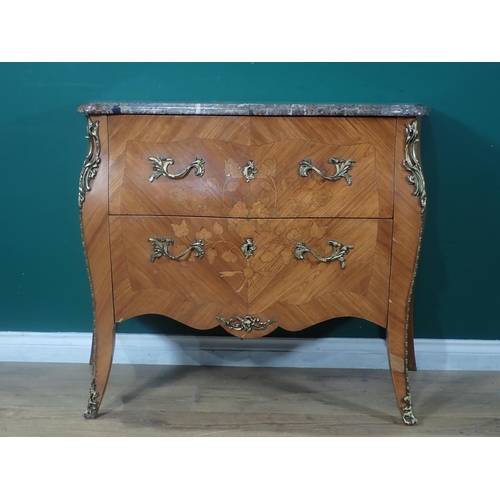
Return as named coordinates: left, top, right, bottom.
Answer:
left=109, top=216, right=392, bottom=337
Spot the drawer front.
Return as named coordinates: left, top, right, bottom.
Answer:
left=108, top=115, right=251, bottom=216
left=249, top=116, right=396, bottom=219
left=108, top=116, right=396, bottom=218
left=110, top=216, right=392, bottom=335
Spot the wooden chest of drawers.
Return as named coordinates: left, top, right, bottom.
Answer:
left=78, top=102, right=428, bottom=425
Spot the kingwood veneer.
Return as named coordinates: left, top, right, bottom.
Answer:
left=77, top=102, right=429, bottom=424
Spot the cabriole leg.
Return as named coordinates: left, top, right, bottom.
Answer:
left=79, top=114, right=115, bottom=419
left=387, top=117, right=427, bottom=424
left=84, top=321, right=116, bottom=419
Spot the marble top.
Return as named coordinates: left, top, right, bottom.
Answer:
left=78, top=102, right=429, bottom=117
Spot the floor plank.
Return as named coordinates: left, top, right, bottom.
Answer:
left=1, top=362, right=499, bottom=436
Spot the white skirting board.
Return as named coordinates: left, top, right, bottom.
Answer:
left=1, top=331, right=500, bottom=371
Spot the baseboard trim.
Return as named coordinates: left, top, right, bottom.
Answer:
left=1, top=331, right=500, bottom=371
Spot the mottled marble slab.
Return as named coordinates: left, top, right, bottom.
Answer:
left=78, top=102, right=429, bottom=117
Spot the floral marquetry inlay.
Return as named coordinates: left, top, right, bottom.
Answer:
left=167, top=218, right=332, bottom=293
left=159, top=156, right=284, bottom=217
left=143, top=145, right=378, bottom=219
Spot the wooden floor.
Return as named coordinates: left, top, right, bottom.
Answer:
left=1, top=361, right=499, bottom=436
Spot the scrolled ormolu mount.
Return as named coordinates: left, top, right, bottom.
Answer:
left=298, top=157, right=356, bottom=185
left=294, top=240, right=354, bottom=268
left=78, top=117, right=101, bottom=209
left=241, top=238, right=257, bottom=258
left=83, top=379, right=99, bottom=419
left=242, top=160, right=258, bottom=182
left=401, top=393, right=418, bottom=425
left=216, top=315, right=277, bottom=333
left=148, top=237, right=205, bottom=261
left=403, top=120, right=427, bottom=213
left=148, top=156, right=205, bottom=182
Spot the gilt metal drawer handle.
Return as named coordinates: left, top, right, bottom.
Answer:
left=299, top=157, right=356, bottom=185
left=294, top=240, right=354, bottom=268
left=148, top=156, right=205, bottom=182
left=216, top=315, right=277, bottom=333
left=148, top=237, right=205, bottom=261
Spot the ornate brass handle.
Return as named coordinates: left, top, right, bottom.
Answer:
left=294, top=240, right=354, bottom=268
left=148, top=237, right=205, bottom=261
left=148, top=156, right=205, bottom=182
left=298, top=157, right=356, bottom=185
left=216, top=315, right=276, bottom=333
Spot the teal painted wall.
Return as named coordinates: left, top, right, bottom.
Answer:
left=1, top=62, right=499, bottom=340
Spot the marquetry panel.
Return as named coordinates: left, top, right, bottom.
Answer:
left=249, top=141, right=380, bottom=218
left=118, top=139, right=250, bottom=216
left=110, top=215, right=248, bottom=321
left=109, top=216, right=391, bottom=336
left=108, top=115, right=395, bottom=218
left=253, top=218, right=392, bottom=330
left=250, top=116, right=396, bottom=218
left=108, top=115, right=251, bottom=214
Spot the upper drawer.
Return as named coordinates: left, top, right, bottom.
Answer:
left=108, top=115, right=396, bottom=218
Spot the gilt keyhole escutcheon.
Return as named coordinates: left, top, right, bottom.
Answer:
left=242, top=160, right=258, bottom=182
left=241, top=238, right=257, bottom=258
